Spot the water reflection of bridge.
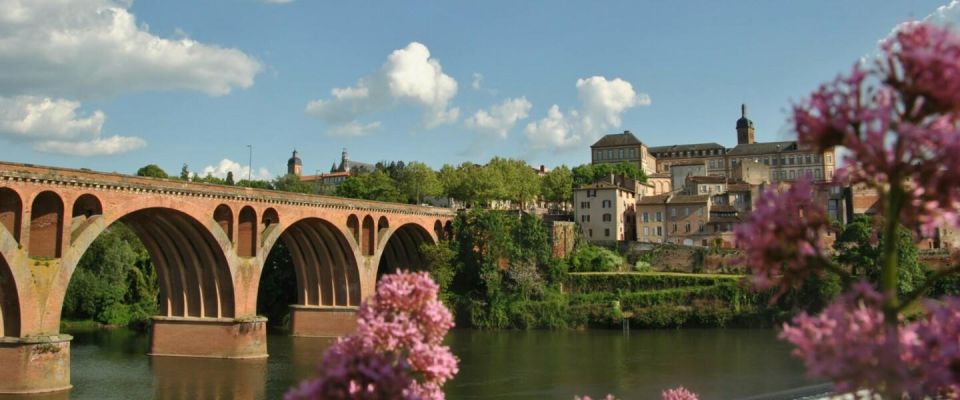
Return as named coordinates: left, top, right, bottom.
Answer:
left=0, top=161, right=453, bottom=393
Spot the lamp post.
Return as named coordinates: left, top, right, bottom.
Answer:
left=247, top=144, right=253, bottom=182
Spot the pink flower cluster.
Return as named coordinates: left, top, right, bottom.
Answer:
left=734, top=178, right=830, bottom=297
left=781, top=282, right=960, bottom=397
left=792, top=22, right=960, bottom=236
left=286, top=271, right=458, bottom=400
left=660, top=386, right=699, bottom=400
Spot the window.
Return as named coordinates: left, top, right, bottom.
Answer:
left=643, top=227, right=650, bottom=236
left=589, top=229, right=593, bottom=237
left=788, top=170, right=795, bottom=179
left=805, top=155, right=812, bottom=165
left=580, top=201, right=590, bottom=209
left=698, top=223, right=704, bottom=233
left=580, top=215, right=590, bottom=222
left=587, top=189, right=597, bottom=197
left=607, top=150, right=613, bottom=159
left=604, top=228, right=610, bottom=237
left=602, top=213, right=612, bottom=222
left=596, top=151, right=602, bottom=160
left=709, top=160, right=716, bottom=168
left=671, top=208, right=677, bottom=217
left=656, top=212, right=662, bottom=222
left=684, top=207, right=690, bottom=216
left=815, top=169, right=822, bottom=179
left=814, top=154, right=820, bottom=163
left=715, top=185, right=721, bottom=192
left=602, top=200, right=612, bottom=208
left=697, top=208, right=703, bottom=216
left=642, top=212, right=649, bottom=222
left=826, top=154, right=833, bottom=164
left=656, top=227, right=662, bottom=236
left=618, top=149, right=624, bottom=159
left=700, top=186, right=707, bottom=193
left=672, top=224, right=678, bottom=233
left=685, top=223, right=691, bottom=233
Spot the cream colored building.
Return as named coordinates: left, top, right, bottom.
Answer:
left=573, top=181, right=637, bottom=243
left=590, top=130, right=657, bottom=176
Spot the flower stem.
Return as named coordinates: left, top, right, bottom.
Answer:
left=880, top=184, right=903, bottom=324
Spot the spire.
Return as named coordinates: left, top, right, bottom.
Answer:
left=741, top=103, right=747, bottom=119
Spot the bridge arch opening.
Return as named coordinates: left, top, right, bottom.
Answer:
left=0, top=254, right=21, bottom=337
left=433, top=220, right=443, bottom=240
left=362, top=215, right=375, bottom=256
left=378, top=223, right=436, bottom=280
left=71, top=194, right=102, bottom=219
left=29, top=191, right=64, bottom=258
left=261, top=208, right=279, bottom=228
left=238, top=206, right=257, bottom=258
left=257, top=217, right=361, bottom=326
left=0, top=188, right=21, bottom=242
left=346, top=214, right=359, bottom=244
left=213, top=204, right=233, bottom=242
left=377, top=216, right=389, bottom=237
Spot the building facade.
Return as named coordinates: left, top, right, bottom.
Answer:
left=573, top=180, right=637, bottom=243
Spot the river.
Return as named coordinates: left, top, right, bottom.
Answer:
left=2, top=328, right=825, bottom=400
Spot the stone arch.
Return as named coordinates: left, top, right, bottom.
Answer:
left=71, top=194, right=102, bottom=219
left=214, top=204, right=233, bottom=241
left=377, top=216, right=389, bottom=236
left=346, top=214, right=360, bottom=244
left=238, top=206, right=257, bottom=258
left=0, top=254, right=20, bottom=337
left=29, top=191, right=64, bottom=258
left=0, top=188, right=21, bottom=242
left=269, top=218, right=361, bottom=307
left=115, top=208, right=236, bottom=318
left=261, top=208, right=279, bottom=228
left=378, top=223, right=436, bottom=279
left=361, top=215, right=375, bottom=256
left=444, top=221, right=453, bottom=239
left=433, top=220, right=443, bottom=240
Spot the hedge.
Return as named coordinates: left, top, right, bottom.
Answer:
left=564, top=272, right=745, bottom=294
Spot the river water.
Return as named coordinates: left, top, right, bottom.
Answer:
left=5, top=328, right=825, bottom=400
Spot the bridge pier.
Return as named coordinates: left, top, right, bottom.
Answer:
left=0, top=335, right=72, bottom=394
left=149, top=317, right=268, bottom=359
left=289, top=305, right=357, bottom=337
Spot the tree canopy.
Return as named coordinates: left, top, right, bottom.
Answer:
left=136, top=164, right=169, bottom=179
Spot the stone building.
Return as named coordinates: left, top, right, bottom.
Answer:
left=291, top=148, right=374, bottom=187
left=590, top=130, right=657, bottom=175
left=573, top=178, right=637, bottom=243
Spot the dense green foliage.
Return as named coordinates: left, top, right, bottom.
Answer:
left=437, top=158, right=542, bottom=208
left=571, top=162, right=646, bottom=187
left=135, top=164, right=169, bottom=178
left=540, top=165, right=573, bottom=208
left=568, top=244, right=625, bottom=272
left=336, top=170, right=404, bottom=202
left=63, top=223, right=158, bottom=328
left=834, top=215, right=925, bottom=296
left=257, top=241, right=299, bottom=327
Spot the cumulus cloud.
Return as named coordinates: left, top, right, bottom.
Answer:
left=34, top=135, right=146, bottom=156
left=472, top=73, right=483, bottom=90
left=465, top=97, right=532, bottom=138
left=0, top=96, right=145, bottom=155
left=524, top=76, right=648, bottom=151
left=329, top=121, right=382, bottom=137
left=0, top=0, right=262, bottom=99
left=881, top=0, right=960, bottom=45
left=199, top=159, right=272, bottom=181
left=305, top=42, right=460, bottom=131
left=0, top=0, right=263, bottom=156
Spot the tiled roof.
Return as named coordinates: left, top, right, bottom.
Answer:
left=687, top=175, right=728, bottom=184
left=638, top=194, right=671, bottom=204
left=648, top=142, right=725, bottom=154
left=725, top=141, right=798, bottom=156
left=575, top=181, right=635, bottom=193
left=669, top=194, right=710, bottom=204
left=591, top=131, right=642, bottom=148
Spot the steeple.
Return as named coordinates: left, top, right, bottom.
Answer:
left=287, top=149, right=302, bottom=176
left=736, top=103, right=755, bottom=145
left=341, top=148, right=350, bottom=173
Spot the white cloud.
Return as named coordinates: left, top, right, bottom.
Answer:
left=0, top=96, right=145, bottom=156
left=883, top=1, right=960, bottom=44
left=472, top=73, right=483, bottom=90
left=524, top=76, right=649, bottom=151
left=199, top=159, right=272, bottom=181
left=465, top=97, right=532, bottom=138
left=0, top=0, right=262, bottom=99
left=329, top=121, right=382, bottom=137
left=34, top=135, right=146, bottom=156
left=305, top=42, right=460, bottom=131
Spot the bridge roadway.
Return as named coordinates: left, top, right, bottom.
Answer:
left=0, top=161, right=454, bottom=393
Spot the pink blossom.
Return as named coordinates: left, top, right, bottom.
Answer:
left=909, top=297, right=960, bottom=395
left=287, top=271, right=458, bottom=400
left=573, top=395, right=615, bottom=400
left=661, top=387, right=699, bottom=400
left=734, top=178, right=831, bottom=297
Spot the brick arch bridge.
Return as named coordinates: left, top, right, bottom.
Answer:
left=0, top=161, right=453, bottom=394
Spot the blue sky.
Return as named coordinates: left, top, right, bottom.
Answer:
left=0, top=0, right=953, bottom=179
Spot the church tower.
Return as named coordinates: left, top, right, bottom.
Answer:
left=340, top=148, right=351, bottom=173
left=287, top=149, right=302, bottom=176
left=736, top=103, right=755, bottom=145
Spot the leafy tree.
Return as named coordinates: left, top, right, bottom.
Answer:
left=257, top=240, right=298, bottom=327
left=179, top=164, right=190, bottom=180
left=834, top=215, right=924, bottom=296
left=486, top=158, right=540, bottom=209
left=63, top=223, right=158, bottom=328
left=193, top=173, right=225, bottom=185
left=225, top=171, right=235, bottom=185
left=272, top=173, right=315, bottom=194
left=572, top=162, right=646, bottom=187
left=136, top=164, right=169, bottom=179
left=335, top=171, right=403, bottom=202
left=541, top=165, right=573, bottom=208
left=419, top=242, right=457, bottom=306
left=237, top=179, right=272, bottom=189
left=398, top=161, right=441, bottom=204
